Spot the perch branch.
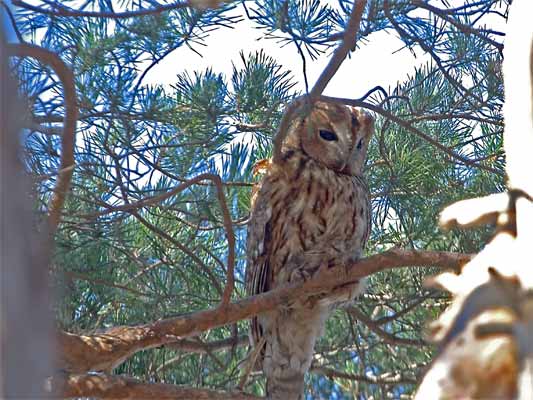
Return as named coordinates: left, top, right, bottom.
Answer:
left=48, top=372, right=261, bottom=399
left=56, top=249, right=471, bottom=373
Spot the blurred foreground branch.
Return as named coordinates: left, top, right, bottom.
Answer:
left=415, top=1, right=533, bottom=398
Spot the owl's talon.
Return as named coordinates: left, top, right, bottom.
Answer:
left=289, top=268, right=311, bottom=284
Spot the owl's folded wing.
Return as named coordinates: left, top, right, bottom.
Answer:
left=245, top=177, right=274, bottom=346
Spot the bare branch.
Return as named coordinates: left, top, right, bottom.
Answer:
left=7, top=43, right=78, bottom=236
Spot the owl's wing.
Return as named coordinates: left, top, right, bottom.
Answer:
left=245, top=177, right=274, bottom=346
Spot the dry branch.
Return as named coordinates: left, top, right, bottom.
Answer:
left=48, top=372, right=261, bottom=399
left=12, top=0, right=228, bottom=18
left=56, top=249, right=471, bottom=374
left=6, top=43, right=78, bottom=236
left=272, top=0, right=367, bottom=164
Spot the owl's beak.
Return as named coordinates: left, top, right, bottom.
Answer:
left=334, top=159, right=347, bottom=172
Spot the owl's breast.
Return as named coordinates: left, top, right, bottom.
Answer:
left=267, top=155, right=370, bottom=284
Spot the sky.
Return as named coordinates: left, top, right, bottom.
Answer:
left=142, top=3, right=431, bottom=100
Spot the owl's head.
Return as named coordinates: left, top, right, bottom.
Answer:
left=283, top=101, right=374, bottom=175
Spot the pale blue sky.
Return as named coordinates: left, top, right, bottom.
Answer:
left=143, top=3, right=430, bottom=99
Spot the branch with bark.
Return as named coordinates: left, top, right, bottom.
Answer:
left=56, top=248, right=471, bottom=374
left=48, top=372, right=261, bottom=399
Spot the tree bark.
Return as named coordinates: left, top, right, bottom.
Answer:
left=57, top=249, right=471, bottom=374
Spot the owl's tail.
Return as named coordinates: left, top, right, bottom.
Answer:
left=261, top=304, right=329, bottom=400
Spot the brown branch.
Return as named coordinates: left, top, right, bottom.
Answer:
left=56, top=249, right=471, bottom=373
left=208, top=174, right=236, bottom=305
left=311, top=365, right=418, bottom=385
left=308, top=0, right=367, bottom=99
left=12, top=0, right=226, bottom=19
left=7, top=43, right=78, bottom=236
left=164, top=335, right=248, bottom=354
left=81, top=173, right=239, bottom=218
left=48, top=372, right=261, bottom=399
left=320, top=95, right=504, bottom=176
left=272, top=0, right=367, bottom=164
left=412, top=0, right=504, bottom=53
left=347, top=307, right=427, bottom=347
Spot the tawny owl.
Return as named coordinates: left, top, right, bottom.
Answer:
left=245, top=100, right=373, bottom=400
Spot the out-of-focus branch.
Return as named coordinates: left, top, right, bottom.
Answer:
left=415, top=1, right=533, bottom=398
left=56, top=249, right=471, bottom=374
left=48, top=372, right=261, bottom=399
left=7, top=43, right=78, bottom=236
left=0, top=36, right=56, bottom=398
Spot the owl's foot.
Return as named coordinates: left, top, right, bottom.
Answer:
left=288, top=267, right=312, bottom=284
left=331, top=277, right=367, bottom=305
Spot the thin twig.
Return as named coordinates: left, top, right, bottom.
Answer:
left=320, top=95, right=504, bottom=176
left=12, top=0, right=225, bottom=19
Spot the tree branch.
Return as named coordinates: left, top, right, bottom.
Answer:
left=48, top=372, right=261, bottom=399
left=272, top=0, right=367, bottom=164
left=7, top=43, right=78, bottom=236
left=56, top=249, right=471, bottom=373
left=12, top=0, right=228, bottom=19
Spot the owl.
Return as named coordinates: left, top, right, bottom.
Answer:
left=245, top=100, right=373, bottom=400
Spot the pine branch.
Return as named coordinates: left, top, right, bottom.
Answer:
left=56, top=249, right=471, bottom=374
left=48, top=372, right=261, bottom=399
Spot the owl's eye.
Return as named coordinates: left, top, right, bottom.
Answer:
left=319, top=129, right=338, bottom=141
left=356, top=138, right=363, bottom=150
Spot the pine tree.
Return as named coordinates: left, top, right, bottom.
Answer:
left=3, top=0, right=511, bottom=398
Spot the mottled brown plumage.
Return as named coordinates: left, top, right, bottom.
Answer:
left=245, top=101, right=373, bottom=400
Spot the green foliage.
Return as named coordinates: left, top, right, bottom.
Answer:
left=12, top=0, right=509, bottom=398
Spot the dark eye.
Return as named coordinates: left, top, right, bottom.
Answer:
left=319, top=129, right=338, bottom=141
left=356, top=138, right=363, bottom=150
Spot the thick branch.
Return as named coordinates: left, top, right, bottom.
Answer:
left=57, top=249, right=471, bottom=373
left=48, top=373, right=261, bottom=399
